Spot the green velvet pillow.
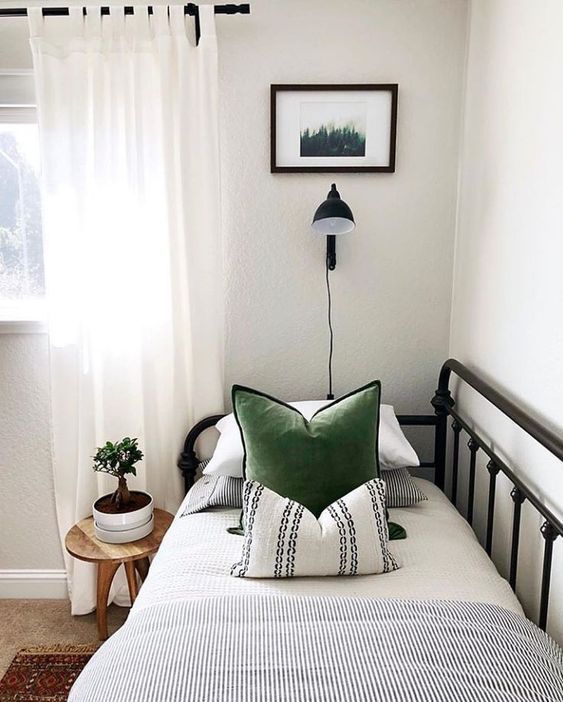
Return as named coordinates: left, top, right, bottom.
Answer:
left=232, top=381, right=381, bottom=518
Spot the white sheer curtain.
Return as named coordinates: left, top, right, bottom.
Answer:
left=28, top=6, right=224, bottom=614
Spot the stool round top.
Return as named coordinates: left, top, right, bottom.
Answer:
left=65, top=508, right=174, bottom=564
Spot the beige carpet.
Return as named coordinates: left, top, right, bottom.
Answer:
left=0, top=600, right=129, bottom=678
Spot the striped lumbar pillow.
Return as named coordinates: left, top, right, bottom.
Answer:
left=382, top=468, right=427, bottom=508
left=181, top=474, right=244, bottom=516
left=231, top=479, right=400, bottom=578
left=182, top=466, right=425, bottom=517
left=181, top=461, right=244, bottom=516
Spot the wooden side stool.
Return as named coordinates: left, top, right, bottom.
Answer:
left=65, top=508, right=174, bottom=640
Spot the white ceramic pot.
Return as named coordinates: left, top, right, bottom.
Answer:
left=93, top=491, right=153, bottom=532
left=94, top=514, right=154, bottom=544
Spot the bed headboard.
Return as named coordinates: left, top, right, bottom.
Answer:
left=178, top=358, right=562, bottom=630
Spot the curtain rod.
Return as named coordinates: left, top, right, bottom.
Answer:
left=0, top=4, right=250, bottom=43
left=0, top=3, right=250, bottom=17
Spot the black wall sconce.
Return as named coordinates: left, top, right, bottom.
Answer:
left=311, top=183, right=355, bottom=399
left=311, top=183, right=355, bottom=269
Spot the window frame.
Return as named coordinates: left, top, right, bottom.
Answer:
left=0, top=103, right=47, bottom=332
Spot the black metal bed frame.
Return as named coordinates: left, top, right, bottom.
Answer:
left=178, top=358, right=562, bottom=631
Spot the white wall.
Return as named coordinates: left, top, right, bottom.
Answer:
left=220, top=0, right=467, bottom=411
left=0, top=0, right=468, bottom=574
left=450, top=0, right=563, bottom=641
left=0, top=334, right=64, bottom=569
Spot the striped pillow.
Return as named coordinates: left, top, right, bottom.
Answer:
left=231, top=479, right=400, bottom=578
left=181, top=463, right=243, bottom=517
left=383, top=468, right=427, bottom=507
left=181, top=466, right=426, bottom=517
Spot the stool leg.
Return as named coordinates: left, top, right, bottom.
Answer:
left=124, top=561, right=139, bottom=605
left=97, top=561, right=120, bottom=641
left=134, top=557, right=150, bottom=583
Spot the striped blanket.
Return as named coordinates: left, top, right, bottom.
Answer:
left=70, top=596, right=562, bottom=701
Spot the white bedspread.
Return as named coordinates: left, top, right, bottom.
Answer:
left=133, top=478, right=522, bottom=615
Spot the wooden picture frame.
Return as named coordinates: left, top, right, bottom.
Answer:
left=270, top=84, right=398, bottom=174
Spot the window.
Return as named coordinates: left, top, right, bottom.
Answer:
left=0, top=74, right=44, bottom=325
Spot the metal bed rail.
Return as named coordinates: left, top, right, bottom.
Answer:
left=431, top=359, right=562, bottom=630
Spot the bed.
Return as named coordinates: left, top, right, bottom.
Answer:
left=69, top=359, right=563, bottom=701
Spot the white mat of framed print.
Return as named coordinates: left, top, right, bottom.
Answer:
left=271, top=84, right=398, bottom=173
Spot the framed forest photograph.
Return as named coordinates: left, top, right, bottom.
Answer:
left=270, top=84, right=398, bottom=173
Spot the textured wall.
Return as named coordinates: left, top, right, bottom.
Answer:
left=0, top=14, right=63, bottom=571
left=219, top=0, right=468, bottom=412
left=0, top=0, right=468, bottom=571
left=450, top=0, right=563, bottom=642
left=0, top=334, right=64, bottom=569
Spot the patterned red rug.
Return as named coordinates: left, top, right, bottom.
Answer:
left=0, top=645, right=97, bottom=702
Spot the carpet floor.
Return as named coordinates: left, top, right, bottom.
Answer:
left=0, top=600, right=129, bottom=679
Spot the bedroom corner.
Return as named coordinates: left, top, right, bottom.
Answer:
left=0, top=1, right=561, bottom=700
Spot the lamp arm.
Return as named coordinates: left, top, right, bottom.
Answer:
left=326, top=235, right=336, bottom=271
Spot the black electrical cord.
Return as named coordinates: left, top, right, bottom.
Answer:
left=326, top=255, right=334, bottom=401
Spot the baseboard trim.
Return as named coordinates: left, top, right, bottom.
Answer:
left=0, top=569, right=68, bottom=599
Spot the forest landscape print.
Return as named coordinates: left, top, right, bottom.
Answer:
left=271, top=84, right=397, bottom=172
left=300, top=101, right=367, bottom=157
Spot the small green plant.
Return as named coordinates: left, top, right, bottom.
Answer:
left=92, top=437, right=144, bottom=509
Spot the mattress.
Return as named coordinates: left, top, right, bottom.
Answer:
left=133, top=478, right=523, bottom=615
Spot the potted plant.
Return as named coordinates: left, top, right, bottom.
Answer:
left=92, top=437, right=154, bottom=544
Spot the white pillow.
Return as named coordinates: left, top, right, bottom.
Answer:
left=231, top=478, right=401, bottom=578
left=204, top=401, right=419, bottom=477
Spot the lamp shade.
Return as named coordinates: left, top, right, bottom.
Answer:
left=312, top=183, right=355, bottom=235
